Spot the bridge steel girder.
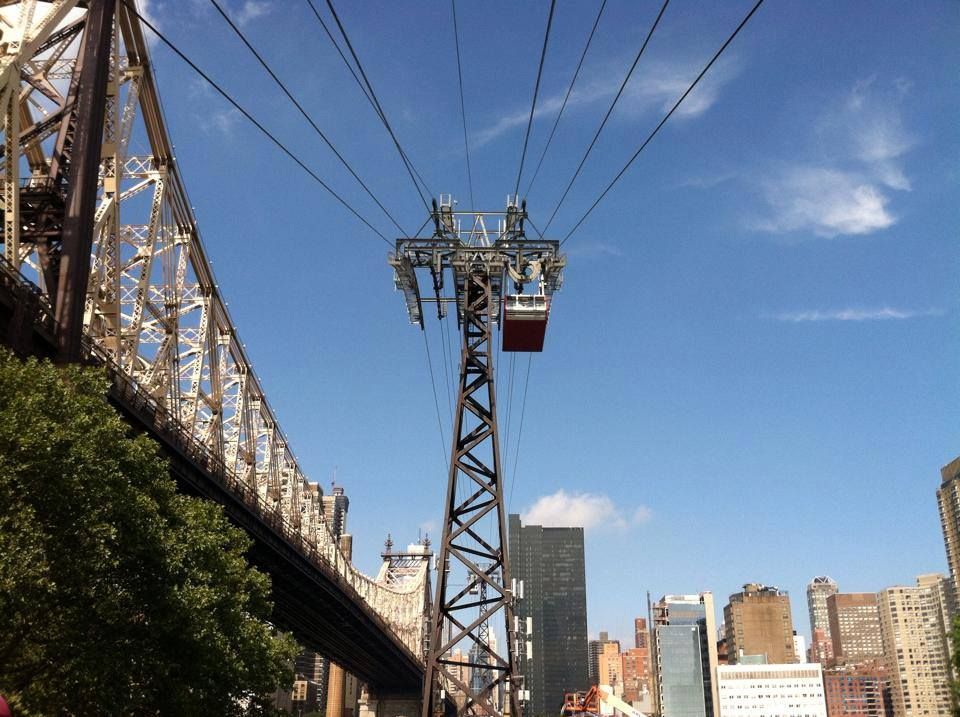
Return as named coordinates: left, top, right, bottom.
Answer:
left=0, top=0, right=426, bottom=689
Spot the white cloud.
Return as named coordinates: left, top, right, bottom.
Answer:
left=677, top=171, right=738, bottom=190
left=565, top=241, right=625, bottom=259
left=473, top=82, right=609, bottom=148
left=203, top=108, right=241, bottom=136
left=473, top=55, right=737, bottom=148
left=754, top=78, right=915, bottom=238
left=619, top=56, right=738, bottom=119
left=521, top=489, right=651, bottom=531
left=756, top=167, right=895, bottom=237
left=235, top=0, right=270, bottom=26
left=136, top=0, right=161, bottom=45
left=767, top=307, right=944, bottom=322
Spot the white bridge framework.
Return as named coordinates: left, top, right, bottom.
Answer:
left=0, top=0, right=429, bottom=659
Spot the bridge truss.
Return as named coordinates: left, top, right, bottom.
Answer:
left=0, top=0, right=427, bottom=670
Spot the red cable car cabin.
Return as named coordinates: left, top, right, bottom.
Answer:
left=502, top=294, right=550, bottom=352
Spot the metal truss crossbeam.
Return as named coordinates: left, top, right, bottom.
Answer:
left=424, top=273, right=520, bottom=717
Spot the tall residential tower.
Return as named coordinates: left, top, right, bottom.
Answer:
left=937, top=455, right=960, bottom=615
left=806, top=576, right=838, bottom=642
left=878, top=574, right=952, bottom=716
left=724, top=584, right=796, bottom=665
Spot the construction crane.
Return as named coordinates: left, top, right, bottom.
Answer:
left=560, top=687, right=649, bottom=717
left=389, top=195, right=565, bottom=717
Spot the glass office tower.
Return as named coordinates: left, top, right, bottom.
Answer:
left=652, top=595, right=717, bottom=717
left=509, top=514, right=589, bottom=717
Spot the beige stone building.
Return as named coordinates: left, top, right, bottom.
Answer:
left=937, top=455, right=960, bottom=614
left=826, top=592, right=884, bottom=664
left=598, top=641, right=624, bottom=693
left=724, top=584, right=797, bottom=665
left=877, top=574, right=952, bottom=717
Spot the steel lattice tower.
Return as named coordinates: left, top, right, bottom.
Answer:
left=390, top=196, right=565, bottom=717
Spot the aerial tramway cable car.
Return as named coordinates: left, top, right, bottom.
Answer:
left=502, top=258, right=551, bottom=352
left=502, top=292, right=550, bottom=352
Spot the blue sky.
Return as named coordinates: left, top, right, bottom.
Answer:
left=140, top=0, right=958, bottom=644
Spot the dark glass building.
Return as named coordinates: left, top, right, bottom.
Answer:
left=508, top=514, right=589, bottom=717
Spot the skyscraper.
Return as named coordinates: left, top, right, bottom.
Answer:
left=588, top=632, right=620, bottom=686
left=826, top=593, right=883, bottom=665
left=622, top=648, right=652, bottom=704
left=878, top=574, right=952, bottom=716
left=937, top=455, right=960, bottom=615
left=598, top=641, right=624, bottom=692
left=625, top=618, right=652, bottom=702
left=652, top=593, right=719, bottom=717
left=316, top=484, right=350, bottom=715
left=724, top=584, right=796, bottom=665
left=807, top=576, right=839, bottom=643
left=323, top=484, right=350, bottom=537
left=509, top=514, right=589, bottom=717
left=635, top=617, right=650, bottom=651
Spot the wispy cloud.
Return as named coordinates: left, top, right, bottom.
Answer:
left=565, top=241, right=625, bottom=259
left=136, top=0, right=161, bottom=45
left=754, top=77, right=915, bottom=238
left=619, top=56, right=739, bottom=119
left=755, top=167, right=896, bottom=237
left=474, top=55, right=738, bottom=148
left=203, top=108, right=241, bottom=136
left=522, top=489, right=651, bottom=532
left=676, top=171, right=738, bottom=190
left=234, top=0, right=270, bottom=26
left=473, top=81, right=609, bottom=148
left=766, top=307, right=944, bottom=322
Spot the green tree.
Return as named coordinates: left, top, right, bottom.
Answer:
left=0, top=351, right=299, bottom=715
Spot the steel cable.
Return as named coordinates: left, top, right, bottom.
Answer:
left=541, top=0, right=671, bottom=235
left=123, top=0, right=393, bottom=245
left=560, top=0, right=766, bottom=246
left=514, top=0, right=557, bottom=197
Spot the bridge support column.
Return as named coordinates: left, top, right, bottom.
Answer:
left=359, top=686, right=422, bottom=717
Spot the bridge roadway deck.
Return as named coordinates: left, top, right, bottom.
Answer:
left=0, top=263, right=424, bottom=696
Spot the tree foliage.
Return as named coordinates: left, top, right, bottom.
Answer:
left=0, top=351, right=299, bottom=715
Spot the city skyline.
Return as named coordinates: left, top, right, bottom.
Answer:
left=333, top=452, right=957, bottom=650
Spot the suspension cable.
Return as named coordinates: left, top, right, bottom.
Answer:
left=122, top=0, right=392, bottom=245
left=507, top=354, right=533, bottom=510
left=514, top=0, right=557, bottom=197
left=524, top=0, right=608, bottom=200
left=322, top=0, right=434, bottom=212
left=422, top=325, right=449, bottom=471
left=210, top=0, right=407, bottom=236
left=450, top=0, right=475, bottom=212
left=561, top=0, right=766, bottom=246
left=541, top=0, right=671, bottom=235
left=304, top=0, right=434, bottom=205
